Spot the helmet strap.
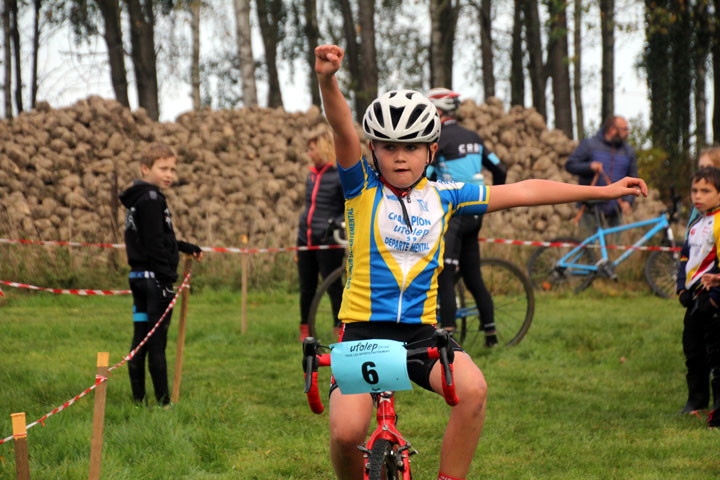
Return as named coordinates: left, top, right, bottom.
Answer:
left=372, top=146, right=433, bottom=234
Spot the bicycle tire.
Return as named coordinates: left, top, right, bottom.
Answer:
left=458, top=258, right=535, bottom=349
left=644, top=250, right=679, bottom=299
left=366, top=438, right=402, bottom=480
left=307, top=265, right=346, bottom=344
left=526, top=236, right=596, bottom=294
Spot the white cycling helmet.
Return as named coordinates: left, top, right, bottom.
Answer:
left=427, top=87, right=461, bottom=112
left=362, top=89, right=441, bottom=143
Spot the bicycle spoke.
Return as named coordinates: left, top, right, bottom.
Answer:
left=458, top=258, right=534, bottom=351
left=527, top=237, right=596, bottom=295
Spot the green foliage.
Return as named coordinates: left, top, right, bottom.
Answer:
left=2, top=292, right=720, bottom=478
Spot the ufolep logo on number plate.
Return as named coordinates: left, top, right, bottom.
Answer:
left=330, top=340, right=412, bottom=394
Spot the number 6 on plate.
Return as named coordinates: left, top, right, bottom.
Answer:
left=330, top=339, right=412, bottom=394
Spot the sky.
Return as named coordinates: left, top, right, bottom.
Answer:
left=14, top=2, right=710, bottom=140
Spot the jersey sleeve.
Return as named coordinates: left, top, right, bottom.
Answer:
left=437, top=182, right=489, bottom=216
left=338, top=156, right=371, bottom=199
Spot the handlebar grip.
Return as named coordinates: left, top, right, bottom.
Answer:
left=440, top=362, right=459, bottom=406
left=305, top=371, right=324, bottom=414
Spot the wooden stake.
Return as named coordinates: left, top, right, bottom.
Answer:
left=241, top=234, right=249, bottom=334
left=11, top=412, right=30, bottom=480
left=88, top=352, right=109, bottom=480
left=171, top=256, right=193, bottom=404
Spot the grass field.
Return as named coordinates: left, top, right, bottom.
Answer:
left=1, top=286, right=720, bottom=479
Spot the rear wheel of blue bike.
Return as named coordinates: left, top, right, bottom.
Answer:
left=526, top=237, right=596, bottom=294
left=644, top=250, right=679, bottom=299
left=458, top=258, right=535, bottom=350
left=307, top=265, right=346, bottom=345
left=366, top=438, right=403, bottom=480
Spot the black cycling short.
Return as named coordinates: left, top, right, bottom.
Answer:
left=329, top=322, right=463, bottom=394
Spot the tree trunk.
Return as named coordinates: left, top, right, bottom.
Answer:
left=713, top=0, right=720, bottom=143
left=255, top=0, right=284, bottom=108
left=125, top=0, right=159, bottom=120
left=190, top=0, right=201, bottom=110
left=30, top=0, right=41, bottom=109
left=600, top=0, right=614, bottom=123
left=336, top=0, right=363, bottom=119
left=303, top=0, right=321, bottom=107
left=479, top=0, right=495, bottom=98
left=95, top=0, right=130, bottom=108
left=2, top=0, right=12, bottom=119
left=9, top=0, right=21, bottom=113
left=523, top=0, right=546, bottom=118
left=693, top=0, right=710, bottom=150
left=548, top=0, right=573, bottom=138
left=573, top=0, right=584, bottom=139
left=233, top=0, right=258, bottom=106
left=357, top=0, right=377, bottom=113
left=429, top=0, right=459, bottom=88
left=509, top=0, right=524, bottom=106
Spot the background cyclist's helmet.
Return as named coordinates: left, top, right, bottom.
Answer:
left=362, top=89, right=441, bottom=144
left=427, top=87, right=461, bottom=113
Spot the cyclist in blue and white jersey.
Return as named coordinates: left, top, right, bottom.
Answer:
left=427, top=88, right=506, bottom=345
left=315, top=44, right=647, bottom=480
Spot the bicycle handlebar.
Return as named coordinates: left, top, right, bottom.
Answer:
left=302, top=329, right=459, bottom=414
left=328, top=218, right=348, bottom=247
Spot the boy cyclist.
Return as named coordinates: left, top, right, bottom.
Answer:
left=315, top=44, right=647, bottom=480
left=676, top=167, right=720, bottom=427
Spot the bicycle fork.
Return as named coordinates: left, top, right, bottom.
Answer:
left=358, top=392, right=417, bottom=478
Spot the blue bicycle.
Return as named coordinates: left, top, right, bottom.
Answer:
left=526, top=197, right=681, bottom=297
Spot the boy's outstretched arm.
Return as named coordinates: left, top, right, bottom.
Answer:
left=315, top=44, right=361, bottom=170
left=486, top=177, right=647, bottom=213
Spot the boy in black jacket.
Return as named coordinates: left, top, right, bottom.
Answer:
left=119, top=142, right=202, bottom=406
left=676, top=167, right=720, bottom=426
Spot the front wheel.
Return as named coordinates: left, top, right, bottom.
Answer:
left=644, top=249, right=679, bottom=299
left=526, top=237, right=596, bottom=294
left=458, top=258, right=535, bottom=350
left=366, top=438, right=403, bottom=480
left=307, top=265, right=346, bottom=344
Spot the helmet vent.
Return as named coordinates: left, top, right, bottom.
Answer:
left=373, top=102, right=385, bottom=127
left=390, top=106, right=404, bottom=129
left=407, top=105, right=425, bottom=128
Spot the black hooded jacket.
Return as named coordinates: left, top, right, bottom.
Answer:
left=119, top=180, right=195, bottom=285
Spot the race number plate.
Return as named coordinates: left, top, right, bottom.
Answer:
left=330, top=340, right=412, bottom=394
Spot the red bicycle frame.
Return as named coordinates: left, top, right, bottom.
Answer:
left=360, top=391, right=413, bottom=479
left=302, top=331, right=458, bottom=479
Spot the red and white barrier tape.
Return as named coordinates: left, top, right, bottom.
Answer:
left=0, top=237, right=344, bottom=253
left=0, top=272, right=190, bottom=446
left=477, top=237, right=681, bottom=252
left=0, top=238, right=124, bottom=249
left=2, top=236, right=679, bottom=253
left=0, top=280, right=130, bottom=295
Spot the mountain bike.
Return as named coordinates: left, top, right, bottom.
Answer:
left=454, top=258, right=534, bottom=351
left=526, top=194, right=681, bottom=297
left=302, top=330, right=458, bottom=480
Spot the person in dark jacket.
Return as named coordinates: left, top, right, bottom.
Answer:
left=427, top=88, right=507, bottom=346
left=297, top=126, right=346, bottom=341
left=565, top=116, right=637, bottom=235
left=119, top=142, right=202, bottom=406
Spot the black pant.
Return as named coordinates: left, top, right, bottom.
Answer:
left=438, top=215, right=493, bottom=330
left=128, top=277, right=174, bottom=405
left=683, top=305, right=720, bottom=401
left=297, top=248, right=345, bottom=326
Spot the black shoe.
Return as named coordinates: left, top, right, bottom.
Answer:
left=484, top=334, right=498, bottom=348
left=709, top=409, right=720, bottom=428
left=677, top=402, right=707, bottom=415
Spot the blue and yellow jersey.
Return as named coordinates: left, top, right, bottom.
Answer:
left=338, top=157, right=489, bottom=325
left=678, top=206, right=720, bottom=293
